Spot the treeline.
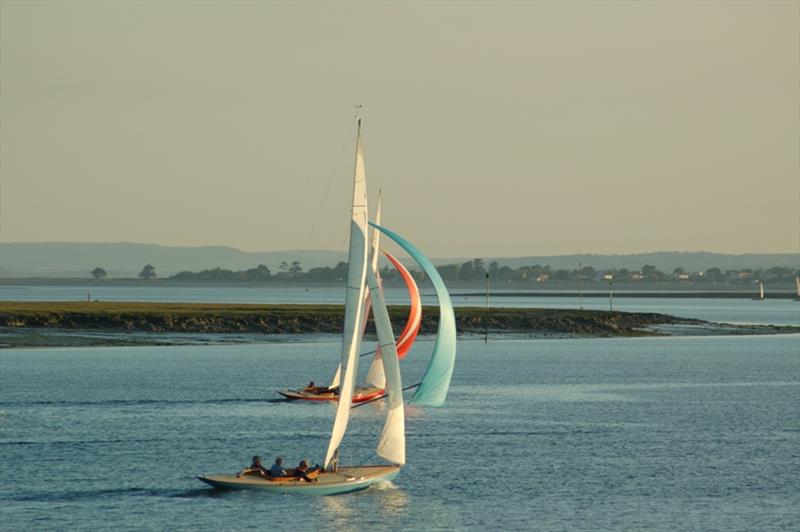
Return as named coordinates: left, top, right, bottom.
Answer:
left=169, top=261, right=395, bottom=283
left=169, top=262, right=350, bottom=282
left=441, top=260, right=799, bottom=285
left=172, top=265, right=272, bottom=282
left=92, top=258, right=799, bottom=286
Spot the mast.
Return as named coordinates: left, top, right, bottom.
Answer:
left=484, top=271, right=489, bottom=343
left=329, top=121, right=370, bottom=391
left=324, top=117, right=369, bottom=468
left=609, top=281, right=614, bottom=311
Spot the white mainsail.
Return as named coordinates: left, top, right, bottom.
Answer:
left=328, top=126, right=372, bottom=390
left=365, top=192, right=386, bottom=389
left=367, top=262, right=405, bottom=465
left=759, top=281, right=765, bottom=300
left=324, top=118, right=369, bottom=468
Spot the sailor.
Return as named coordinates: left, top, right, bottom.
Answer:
left=237, top=455, right=269, bottom=478
left=270, top=456, right=288, bottom=477
left=294, top=460, right=318, bottom=483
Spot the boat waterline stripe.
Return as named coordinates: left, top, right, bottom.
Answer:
left=350, top=383, right=420, bottom=409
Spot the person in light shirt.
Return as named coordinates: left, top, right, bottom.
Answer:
left=270, top=456, right=288, bottom=477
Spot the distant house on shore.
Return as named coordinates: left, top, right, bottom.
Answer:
left=536, top=274, right=549, bottom=283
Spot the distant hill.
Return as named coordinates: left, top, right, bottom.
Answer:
left=0, top=242, right=797, bottom=278
left=0, top=242, right=345, bottom=278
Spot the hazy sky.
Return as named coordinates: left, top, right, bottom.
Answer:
left=1, top=1, right=798, bottom=257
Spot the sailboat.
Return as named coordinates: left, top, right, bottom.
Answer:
left=795, top=276, right=799, bottom=301
left=198, top=118, right=456, bottom=494
left=277, top=195, right=422, bottom=403
left=753, top=280, right=765, bottom=301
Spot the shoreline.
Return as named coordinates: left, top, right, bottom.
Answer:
left=1, top=301, right=797, bottom=348
left=4, top=279, right=799, bottom=298
left=454, top=290, right=800, bottom=300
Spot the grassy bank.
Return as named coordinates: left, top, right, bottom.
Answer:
left=2, top=301, right=797, bottom=348
left=0, top=301, right=690, bottom=336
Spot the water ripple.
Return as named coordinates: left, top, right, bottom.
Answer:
left=0, top=397, right=287, bottom=407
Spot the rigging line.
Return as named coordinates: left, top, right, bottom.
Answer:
left=350, top=383, right=421, bottom=409
left=303, top=122, right=353, bottom=362
left=300, top=121, right=356, bottom=251
left=318, top=202, right=355, bottom=308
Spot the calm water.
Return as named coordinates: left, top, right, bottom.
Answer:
left=1, top=335, right=798, bottom=530
left=2, top=284, right=799, bottom=325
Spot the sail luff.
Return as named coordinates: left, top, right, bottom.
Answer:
left=366, top=264, right=405, bottom=465
left=324, top=118, right=369, bottom=468
left=365, top=193, right=386, bottom=389
left=371, top=223, right=456, bottom=407
left=323, top=262, right=365, bottom=467
left=329, top=366, right=341, bottom=390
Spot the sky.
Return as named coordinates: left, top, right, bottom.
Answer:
left=1, top=1, right=798, bottom=257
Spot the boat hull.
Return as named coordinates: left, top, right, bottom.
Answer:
left=198, top=465, right=400, bottom=495
left=278, top=386, right=383, bottom=404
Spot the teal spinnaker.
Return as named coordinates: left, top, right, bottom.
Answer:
left=370, top=223, right=456, bottom=407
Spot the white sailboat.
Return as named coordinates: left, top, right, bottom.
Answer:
left=278, top=193, right=423, bottom=403
left=753, top=280, right=765, bottom=301
left=198, top=118, right=456, bottom=494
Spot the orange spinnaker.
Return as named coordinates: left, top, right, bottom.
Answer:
left=384, top=251, right=421, bottom=358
